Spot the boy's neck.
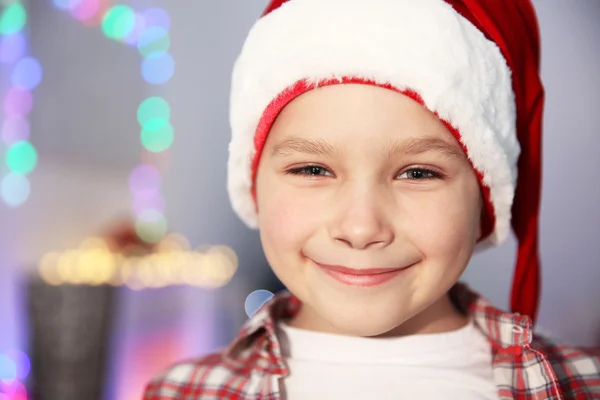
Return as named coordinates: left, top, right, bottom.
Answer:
left=287, top=293, right=469, bottom=338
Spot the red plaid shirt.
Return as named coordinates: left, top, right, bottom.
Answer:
left=144, top=283, right=600, bottom=399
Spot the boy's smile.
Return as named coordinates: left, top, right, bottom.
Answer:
left=308, top=258, right=416, bottom=288
left=255, top=83, right=482, bottom=338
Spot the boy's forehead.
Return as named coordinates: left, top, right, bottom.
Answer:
left=268, top=84, right=465, bottom=159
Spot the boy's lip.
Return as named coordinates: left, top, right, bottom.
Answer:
left=311, top=261, right=409, bottom=287
left=314, top=263, right=405, bottom=275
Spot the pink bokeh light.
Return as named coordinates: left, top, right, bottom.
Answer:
left=3, top=88, right=33, bottom=118
left=1, top=118, right=30, bottom=145
left=129, top=164, right=161, bottom=198
left=133, top=192, right=166, bottom=215
left=70, top=0, right=101, bottom=21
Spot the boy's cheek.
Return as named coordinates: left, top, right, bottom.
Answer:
left=257, top=187, right=322, bottom=250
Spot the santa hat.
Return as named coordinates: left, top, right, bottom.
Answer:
left=227, top=0, right=545, bottom=322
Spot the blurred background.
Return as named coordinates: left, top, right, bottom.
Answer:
left=0, top=0, right=598, bottom=399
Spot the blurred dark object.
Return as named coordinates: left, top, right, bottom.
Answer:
left=27, top=280, right=115, bottom=400
left=25, top=218, right=146, bottom=400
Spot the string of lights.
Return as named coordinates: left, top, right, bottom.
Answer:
left=0, top=1, right=41, bottom=208
left=50, top=1, right=175, bottom=244
left=0, top=2, right=37, bottom=395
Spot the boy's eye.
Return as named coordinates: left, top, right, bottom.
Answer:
left=286, top=165, right=333, bottom=177
left=397, top=168, right=442, bottom=180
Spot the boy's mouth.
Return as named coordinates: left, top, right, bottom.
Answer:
left=312, top=261, right=409, bottom=287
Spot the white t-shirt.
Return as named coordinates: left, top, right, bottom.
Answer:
left=275, top=320, right=498, bottom=400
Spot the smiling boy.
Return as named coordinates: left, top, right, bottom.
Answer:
left=144, top=0, right=600, bottom=399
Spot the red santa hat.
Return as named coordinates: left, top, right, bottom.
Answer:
left=227, top=0, right=545, bottom=322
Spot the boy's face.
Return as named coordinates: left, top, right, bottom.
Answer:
left=255, top=84, right=482, bottom=337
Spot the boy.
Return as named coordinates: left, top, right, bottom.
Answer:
left=144, top=0, right=600, bottom=398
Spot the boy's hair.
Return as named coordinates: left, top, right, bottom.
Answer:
left=227, top=0, right=544, bottom=322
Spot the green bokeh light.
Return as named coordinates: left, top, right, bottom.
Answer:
left=141, top=118, right=173, bottom=153
left=0, top=3, right=27, bottom=35
left=137, top=27, right=170, bottom=58
left=137, top=97, right=170, bottom=127
left=102, top=5, right=135, bottom=40
left=6, top=141, right=37, bottom=175
left=135, top=210, right=168, bottom=243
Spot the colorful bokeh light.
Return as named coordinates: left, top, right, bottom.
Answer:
left=137, top=27, right=170, bottom=57
left=0, top=354, right=17, bottom=381
left=137, top=96, right=170, bottom=127
left=0, top=2, right=26, bottom=35
left=3, top=87, right=33, bottom=117
left=141, top=52, right=174, bottom=85
left=1, top=117, right=30, bottom=145
left=245, top=290, right=275, bottom=318
left=69, top=0, right=101, bottom=22
left=143, top=8, right=171, bottom=31
left=0, top=32, right=26, bottom=64
left=135, top=209, right=168, bottom=244
left=129, top=164, right=161, bottom=198
left=133, top=192, right=166, bottom=215
left=141, top=118, right=173, bottom=153
left=6, top=140, right=37, bottom=174
left=0, top=380, right=27, bottom=400
left=52, top=0, right=78, bottom=11
left=1, top=174, right=31, bottom=207
left=123, top=12, right=146, bottom=45
left=102, top=5, right=135, bottom=40
left=3, top=350, right=30, bottom=381
left=11, top=56, right=42, bottom=90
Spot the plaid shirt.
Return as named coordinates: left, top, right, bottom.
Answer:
left=144, top=283, right=600, bottom=399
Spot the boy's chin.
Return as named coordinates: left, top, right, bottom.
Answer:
left=315, top=304, right=413, bottom=338
left=327, top=314, right=407, bottom=337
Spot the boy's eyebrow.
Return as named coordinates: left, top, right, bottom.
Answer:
left=385, top=136, right=466, bottom=159
left=271, top=137, right=339, bottom=157
left=270, top=136, right=465, bottom=159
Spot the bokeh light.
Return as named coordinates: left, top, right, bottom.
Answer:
left=133, top=191, right=165, bottom=215
left=38, top=238, right=239, bottom=289
left=135, top=209, right=168, bottom=243
left=6, top=140, right=37, bottom=174
left=0, top=2, right=26, bottom=35
left=140, top=118, right=173, bottom=153
left=3, top=87, right=32, bottom=117
left=0, top=354, right=17, bottom=381
left=0, top=32, right=26, bottom=64
left=69, top=0, right=101, bottom=22
left=0, top=380, right=27, bottom=400
left=143, top=8, right=171, bottom=31
left=141, top=52, right=174, bottom=85
left=101, top=5, right=135, bottom=40
left=137, top=27, right=169, bottom=57
left=51, top=0, right=79, bottom=11
left=3, top=350, right=30, bottom=381
left=137, top=96, right=170, bottom=127
left=10, top=56, right=42, bottom=90
left=1, top=117, right=30, bottom=145
left=123, top=12, right=146, bottom=46
left=1, top=173, right=31, bottom=207
left=245, top=290, right=275, bottom=318
left=129, top=164, right=161, bottom=198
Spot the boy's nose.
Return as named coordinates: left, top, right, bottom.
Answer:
left=330, top=190, right=395, bottom=250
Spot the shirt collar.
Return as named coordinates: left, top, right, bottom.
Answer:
left=223, top=282, right=534, bottom=376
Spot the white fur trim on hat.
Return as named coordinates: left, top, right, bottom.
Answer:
left=228, top=0, right=519, bottom=246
